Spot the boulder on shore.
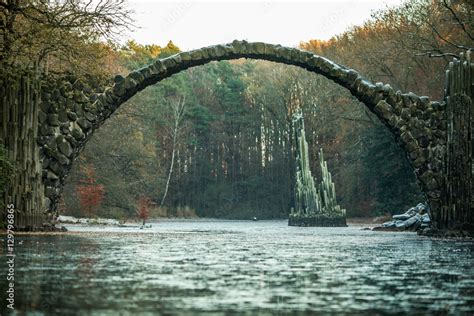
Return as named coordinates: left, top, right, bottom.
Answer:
left=372, top=203, right=430, bottom=232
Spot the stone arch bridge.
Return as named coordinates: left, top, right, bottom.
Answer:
left=6, top=40, right=473, bottom=231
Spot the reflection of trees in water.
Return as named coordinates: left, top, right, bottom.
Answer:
left=76, top=237, right=100, bottom=284
left=14, top=236, right=101, bottom=312
left=6, top=224, right=474, bottom=314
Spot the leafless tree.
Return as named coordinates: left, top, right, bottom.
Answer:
left=0, top=0, right=134, bottom=70
left=160, top=95, right=187, bottom=207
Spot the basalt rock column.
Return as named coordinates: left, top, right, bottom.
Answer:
left=288, top=110, right=346, bottom=227
left=440, top=52, right=473, bottom=231
left=1, top=69, right=46, bottom=230
left=318, top=148, right=345, bottom=218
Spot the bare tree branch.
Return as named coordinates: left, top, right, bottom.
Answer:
left=415, top=51, right=460, bottom=58
left=442, top=0, right=474, bottom=40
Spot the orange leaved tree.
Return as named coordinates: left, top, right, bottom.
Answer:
left=76, top=165, right=105, bottom=218
left=137, top=196, right=151, bottom=225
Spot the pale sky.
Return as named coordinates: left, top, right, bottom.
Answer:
left=125, top=0, right=404, bottom=50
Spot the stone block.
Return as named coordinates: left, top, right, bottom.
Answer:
left=252, top=42, right=265, bottom=54
left=375, top=82, right=384, bottom=92
left=45, top=186, right=58, bottom=198
left=213, top=45, right=227, bottom=57
left=162, top=57, right=177, bottom=68
left=420, top=171, right=439, bottom=190
left=38, top=110, right=48, bottom=123
left=60, top=124, right=71, bottom=135
left=77, top=118, right=91, bottom=131
left=58, top=108, right=69, bottom=122
left=401, top=131, right=419, bottom=151
left=41, top=92, right=51, bottom=102
left=56, top=152, right=70, bottom=165
left=139, top=66, right=152, bottom=80
left=104, top=89, right=118, bottom=105
left=418, top=96, right=430, bottom=110
left=374, top=100, right=394, bottom=120
left=57, top=138, right=73, bottom=157
left=85, top=111, right=97, bottom=122
left=74, top=91, right=89, bottom=103
left=180, top=51, right=191, bottom=62
left=400, top=108, right=411, bottom=121
left=45, top=136, right=57, bottom=150
left=112, top=77, right=137, bottom=97
left=51, top=89, right=61, bottom=101
left=264, top=43, right=278, bottom=56
left=171, top=54, right=182, bottom=64
left=413, top=154, right=427, bottom=168
left=71, top=123, right=85, bottom=140
left=67, top=111, right=77, bottom=121
left=46, top=170, right=59, bottom=181
left=40, top=124, right=55, bottom=136
left=65, top=135, right=79, bottom=147
left=152, top=60, right=166, bottom=74
left=128, top=71, right=145, bottom=83
left=45, top=197, right=51, bottom=210
left=114, top=75, right=125, bottom=83
left=231, top=40, right=244, bottom=54
left=47, top=114, right=59, bottom=126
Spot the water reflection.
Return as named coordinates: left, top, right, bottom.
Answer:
left=1, top=220, right=473, bottom=315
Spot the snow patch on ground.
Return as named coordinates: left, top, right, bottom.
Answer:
left=57, top=215, right=120, bottom=226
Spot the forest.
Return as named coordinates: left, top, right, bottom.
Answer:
left=1, top=0, right=472, bottom=221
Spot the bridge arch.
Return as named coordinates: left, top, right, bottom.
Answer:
left=39, top=40, right=446, bottom=225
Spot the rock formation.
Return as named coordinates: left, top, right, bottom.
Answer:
left=289, top=110, right=346, bottom=227
left=372, top=203, right=431, bottom=232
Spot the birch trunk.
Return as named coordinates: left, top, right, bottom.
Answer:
left=160, top=96, right=186, bottom=207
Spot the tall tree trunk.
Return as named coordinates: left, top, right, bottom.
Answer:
left=160, top=96, right=185, bottom=207
left=160, top=130, right=176, bottom=207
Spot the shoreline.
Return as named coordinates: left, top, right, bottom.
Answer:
left=0, top=217, right=407, bottom=237
left=2, top=217, right=471, bottom=238
left=0, top=217, right=375, bottom=234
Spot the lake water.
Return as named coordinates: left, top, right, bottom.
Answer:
left=1, top=220, right=474, bottom=315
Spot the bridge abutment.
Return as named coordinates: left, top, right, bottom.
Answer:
left=1, top=69, right=47, bottom=230
left=439, top=52, right=473, bottom=232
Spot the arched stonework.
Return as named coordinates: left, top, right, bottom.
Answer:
left=37, top=40, right=447, bottom=227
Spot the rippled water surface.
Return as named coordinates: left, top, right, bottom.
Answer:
left=2, top=220, right=474, bottom=315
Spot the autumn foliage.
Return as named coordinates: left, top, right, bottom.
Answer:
left=76, top=166, right=105, bottom=217
left=137, top=196, right=151, bottom=225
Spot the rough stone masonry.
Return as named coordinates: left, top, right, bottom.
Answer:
left=34, top=40, right=469, bottom=231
